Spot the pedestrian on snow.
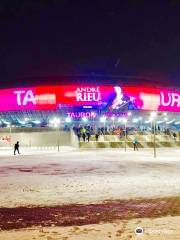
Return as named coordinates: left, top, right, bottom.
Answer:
left=82, top=133, right=86, bottom=142
left=133, top=138, right=139, bottom=151
left=77, top=132, right=81, bottom=142
left=95, top=133, right=99, bottom=142
left=86, top=131, right=91, bottom=142
left=14, top=141, right=20, bottom=155
left=173, top=132, right=177, bottom=141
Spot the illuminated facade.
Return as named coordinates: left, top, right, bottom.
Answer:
left=0, top=81, right=179, bottom=130
left=0, top=85, right=179, bottom=112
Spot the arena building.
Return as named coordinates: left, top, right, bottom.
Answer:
left=0, top=75, right=179, bottom=148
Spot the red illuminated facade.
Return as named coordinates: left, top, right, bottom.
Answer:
left=0, top=85, right=179, bottom=113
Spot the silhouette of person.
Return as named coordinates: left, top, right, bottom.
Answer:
left=14, top=141, right=20, bottom=155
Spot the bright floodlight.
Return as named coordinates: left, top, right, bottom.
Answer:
left=164, top=117, right=168, bottom=122
left=24, top=117, right=29, bottom=122
left=122, top=118, right=127, bottom=124
left=111, top=116, right=115, bottom=121
left=34, top=120, right=41, bottom=124
left=127, top=111, right=132, bottom=116
left=19, top=120, right=25, bottom=125
left=65, top=117, right=72, bottom=123
left=132, top=118, right=139, bottom=123
left=82, top=117, right=88, bottom=122
left=150, top=111, right=157, bottom=118
left=50, top=117, right=60, bottom=127
left=100, top=116, right=106, bottom=123
left=163, top=112, right=167, bottom=116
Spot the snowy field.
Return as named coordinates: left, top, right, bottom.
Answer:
left=0, top=147, right=180, bottom=207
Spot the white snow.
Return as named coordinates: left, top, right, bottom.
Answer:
left=0, top=147, right=180, bottom=207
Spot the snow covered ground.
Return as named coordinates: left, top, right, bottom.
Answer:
left=1, top=216, right=180, bottom=240
left=0, top=147, right=180, bottom=207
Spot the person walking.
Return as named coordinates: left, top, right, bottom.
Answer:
left=133, top=138, right=139, bottom=151
left=173, top=132, right=177, bottom=141
left=14, top=141, right=20, bottom=155
left=81, top=127, right=86, bottom=142
left=86, top=130, right=91, bottom=142
left=77, top=132, right=81, bottom=142
left=95, top=133, right=99, bottom=142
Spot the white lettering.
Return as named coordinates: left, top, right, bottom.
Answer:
left=75, top=88, right=101, bottom=102
left=67, top=111, right=97, bottom=118
left=161, top=92, right=171, bottom=106
left=171, top=93, right=180, bottom=107
left=23, top=90, right=36, bottom=106
left=76, top=92, right=83, bottom=101
left=14, top=90, right=25, bottom=105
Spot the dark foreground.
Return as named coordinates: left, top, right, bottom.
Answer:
left=0, top=197, right=180, bottom=231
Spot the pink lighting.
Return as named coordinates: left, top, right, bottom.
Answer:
left=0, top=85, right=179, bottom=112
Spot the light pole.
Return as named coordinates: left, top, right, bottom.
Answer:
left=111, top=116, right=115, bottom=128
left=164, top=117, right=168, bottom=134
left=123, top=118, right=127, bottom=152
left=100, top=116, right=106, bottom=135
left=50, top=118, right=61, bottom=151
left=150, top=112, right=157, bottom=158
left=7, top=123, right=12, bottom=147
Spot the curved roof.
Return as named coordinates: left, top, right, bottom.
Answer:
left=0, top=74, right=175, bottom=89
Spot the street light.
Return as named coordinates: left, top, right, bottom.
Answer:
left=100, top=116, right=106, bottom=134
left=150, top=111, right=157, bottom=158
left=82, top=117, right=88, bottom=123
left=50, top=117, right=61, bottom=151
left=111, top=116, right=115, bottom=128
left=24, top=117, right=29, bottom=122
left=118, top=117, right=122, bottom=122
left=132, top=118, right=139, bottom=123
left=7, top=122, right=12, bottom=147
left=65, top=117, right=72, bottom=123
left=122, top=118, right=127, bottom=152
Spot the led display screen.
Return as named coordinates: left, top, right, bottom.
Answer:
left=0, top=85, right=179, bottom=112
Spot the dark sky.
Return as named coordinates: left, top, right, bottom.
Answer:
left=0, top=0, right=180, bottom=86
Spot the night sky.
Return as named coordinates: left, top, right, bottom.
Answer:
left=0, top=1, right=180, bottom=86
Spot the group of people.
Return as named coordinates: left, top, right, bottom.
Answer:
left=73, top=124, right=141, bottom=150
left=74, top=126, right=99, bottom=142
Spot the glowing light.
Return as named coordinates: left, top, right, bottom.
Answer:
left=49, top=118, right=60, bottom=127
left=82, top=117, right=88, bottom=122
left=150, top=111, right=157, bottom=118
left=140, top=93, right=160, bottom=110
left=166, top=119, right=175, bottom=124
left=132, top=118, right=139, bottom=123
left=19, top=120, right=26, bottom=125
left=33, top=120, right=41, bottom=124
left=122, top=118, right=127, bottom=124
left=145, top=119, right=152, bottom=124
left=127, top=112, right=132, bottom=116
left=65, top=117, right=72, bottom=123
left=157, top=120, right=164, bottom=124
left=100, top=116, right=106, bottom=123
